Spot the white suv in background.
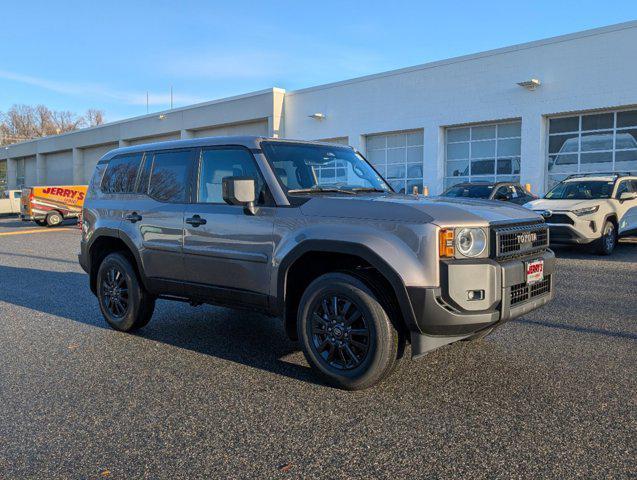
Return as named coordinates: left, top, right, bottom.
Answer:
left=524, top=173, right=637, bottom=255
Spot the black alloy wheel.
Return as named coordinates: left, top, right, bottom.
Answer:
left=100, top=265, right=129, bottom=318
left=310, top=294, right=370, bottom=370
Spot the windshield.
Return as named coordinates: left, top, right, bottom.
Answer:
left=442, top=184, right=494, bottom=198
left=545, top=180, right=614, bottom=200
left=261, top=142, right=391, bottom=193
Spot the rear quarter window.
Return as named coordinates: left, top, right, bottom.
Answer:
left=101, top=153, right=144, bottom=193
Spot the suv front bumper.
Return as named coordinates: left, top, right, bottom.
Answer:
left=408, top=249, right=555, bottom=358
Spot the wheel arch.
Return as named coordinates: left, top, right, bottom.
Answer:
left=87, top=231, right=148, bottom=295
left=277, top=240, right=419, bottom=340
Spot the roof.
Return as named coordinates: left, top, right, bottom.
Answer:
left=99, top=136, right=354, bottom=161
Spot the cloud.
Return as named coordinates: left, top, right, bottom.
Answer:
left=0, top=69, right=206, bottom=107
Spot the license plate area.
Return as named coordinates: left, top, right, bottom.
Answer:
left=526, top=259, right=544, bottom=285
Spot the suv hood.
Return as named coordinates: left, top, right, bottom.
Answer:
left=299, top=193, right=542, bottom=225
left=525, top=198, right=601, bottom=211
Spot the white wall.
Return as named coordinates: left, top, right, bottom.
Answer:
left=283, top=22, right=637, bottom=194
left=192, top=120, right=268, bottom=138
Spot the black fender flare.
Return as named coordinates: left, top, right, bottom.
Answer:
left=276, top=240, right=421, bottom=334
left=87, top=228, right=150, bottom=293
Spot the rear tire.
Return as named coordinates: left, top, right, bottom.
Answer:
left=97, top=252, right=155, bottom=332
left=297, top=272, right=400, bottom=390
left=34, top=219, right=47, bottom=226
left=596, top=220, right=617, bottom=255
left=45, top=211, right=63, bottom=227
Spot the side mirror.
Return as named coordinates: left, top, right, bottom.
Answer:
left=619, top=191, right=637, bottom=201
left=222, top=177, right=257, bottom=215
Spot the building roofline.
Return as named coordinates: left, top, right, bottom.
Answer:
left=1, top=87, right=283, bottom=151
left=287, top=20, right=637, bottom=96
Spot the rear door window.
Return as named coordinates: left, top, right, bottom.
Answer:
left=147, top=150, right=193, bottom=203
left=101, top=153, right=144, bottom=193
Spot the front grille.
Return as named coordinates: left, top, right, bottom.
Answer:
left=510, top=275, right=551, bottom=305
left=546, top=214, right=574, bottom=225
left=492, top=222, right=549, bottom=259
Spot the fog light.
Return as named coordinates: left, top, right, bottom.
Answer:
left=467, top=290, right=485, bottom=301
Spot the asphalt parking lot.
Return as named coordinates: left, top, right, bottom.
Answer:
left=0, top=216, right=635, bottom=479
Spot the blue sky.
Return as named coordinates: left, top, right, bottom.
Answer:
left=0, top=1, right=634, bottom=121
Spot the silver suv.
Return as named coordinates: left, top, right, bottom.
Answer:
left=79, top=137, right=555, bottom=389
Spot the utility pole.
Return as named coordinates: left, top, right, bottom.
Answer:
left=170, top=86, right=173, bottom=109
left=146, top=92, right=149, bottom=114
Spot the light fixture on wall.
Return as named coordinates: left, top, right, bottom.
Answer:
left=308, top=112, right=326, bottom=120
left=158, top=114, right=167, bottom=120
left=517, top=79, right=541, bottom=91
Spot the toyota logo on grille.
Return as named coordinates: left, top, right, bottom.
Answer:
left=540, top=210, right=552, bottom=219
left=517, top=232, right=538, bottom=244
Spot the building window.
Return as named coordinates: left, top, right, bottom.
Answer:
left=366, top=130, right=423, bottom=193
left=548, top=109, right=637, bottom=187
left=16, top=159, right=25, bottom=188
left=445, top=121, right=521, bottom=189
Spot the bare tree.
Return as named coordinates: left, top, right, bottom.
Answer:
left=0, top=104, right=105, bottom=145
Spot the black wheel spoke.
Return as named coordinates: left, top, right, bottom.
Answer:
left=344, top=310, right=361, bottom=326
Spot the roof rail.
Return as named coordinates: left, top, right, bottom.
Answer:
left=564, top=171, right=633, bottom=180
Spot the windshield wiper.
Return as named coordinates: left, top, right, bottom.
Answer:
left=287, top=187, right=357, bottom=195
left=351, top=187, right=387, bottom=193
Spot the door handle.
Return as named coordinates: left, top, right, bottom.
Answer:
left=185, top=215, right=207, bottom=227
left=125, top=212, right=142, bottom=223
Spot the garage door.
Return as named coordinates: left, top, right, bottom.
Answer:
left=83, top=144, right=119, bottom=183
left=45, top=151, right=73, bottom=185
left=192, top=121, right=268, bottom=138
left=366, top=130, right=424, bottom=193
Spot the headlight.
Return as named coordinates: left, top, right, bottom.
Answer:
left=572, top=205, right=599, bottom=217
left=455, top=228, right=487, bottom=257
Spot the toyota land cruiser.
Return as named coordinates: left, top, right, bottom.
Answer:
left=79, top=137, right=555, bottom=389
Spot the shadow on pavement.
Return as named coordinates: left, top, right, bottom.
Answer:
left=0, top=264, right=322, bottom=387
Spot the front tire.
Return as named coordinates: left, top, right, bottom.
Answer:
left=596, top=220, right=617, bottom=255
left=297, top=273, right=400, bottom=390
left=97, top=252, right=155, bottom=332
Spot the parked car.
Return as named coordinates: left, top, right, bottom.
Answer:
left=20, top=185, right=87, bottom=226
left=524, top=172, right=637, bottom=254
left=79, top=137, right=555, bottom=389
left=0, top=189, right=22, bottom=215
left=441, top=181, right=537, bottom=205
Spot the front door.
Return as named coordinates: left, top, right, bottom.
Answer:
left=616, top=179, right=637, bottom=234
left=182, top=146, right=275, bottom=308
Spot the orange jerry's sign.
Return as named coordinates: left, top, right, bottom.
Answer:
left=35, top=185, right=87, bottom=207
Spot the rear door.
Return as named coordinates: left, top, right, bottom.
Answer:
left=119, top=148, right=196, bottom=290
left=182, top=146, right=275, bottom=307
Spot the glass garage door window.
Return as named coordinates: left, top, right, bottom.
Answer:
left=366, top=130, right=423, bottom=193
left=315, top=137, right=349, bottom=185
left=548, top=110, right=637, bottom=187
left=445, top=121, right=521, bottom=189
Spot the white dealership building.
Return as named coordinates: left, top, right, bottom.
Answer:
left=2, top=21, right=636, bottom=195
